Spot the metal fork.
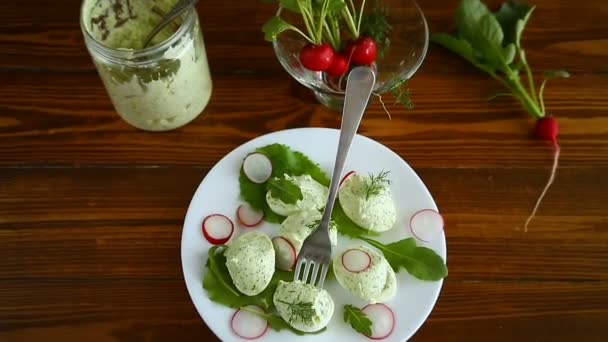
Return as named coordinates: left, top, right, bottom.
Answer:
left=294, top=66, right=376, bottom=287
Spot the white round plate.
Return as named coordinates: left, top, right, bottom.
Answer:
left=182, top=128, right=446, bottom=342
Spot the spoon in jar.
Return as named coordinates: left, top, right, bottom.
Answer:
left=142, top=0, right=199, bottom=48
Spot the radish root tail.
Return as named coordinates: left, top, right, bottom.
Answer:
left=524, top=143, right=560, bottom=232
left=372, top=92, right=392, bottom=120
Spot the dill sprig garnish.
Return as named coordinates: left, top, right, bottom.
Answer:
left=365, top=170, right=391, bottom=200
left=276, top=299, right=316, bottom=325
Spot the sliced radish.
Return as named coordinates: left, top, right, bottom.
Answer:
left=242, top=153, right=272, bottom=184
left=361, top=303, right=395, bottom=340
left=340, top=170, right=356, bottom=187
left=410, top=209, right=444, bottom=242
left=230, top=305, right=269, bottom=340
left=202, top=214, right=234, bottom=245
left=237, top=204, right=264, bottom=227
left=272, top=236, right=297, bottom=271
left=341, top=248, right=372, bottom=273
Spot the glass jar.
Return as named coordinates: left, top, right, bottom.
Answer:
left=80, top=0, right=212, bottom=131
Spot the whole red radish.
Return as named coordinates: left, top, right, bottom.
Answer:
left=326, top=53, right=349, bottom=76
left=346, top=37, right=377, bottom=65
left=525, top=115, right=561, bottom=232
left=299, top=43, right=335, bottom=71
left=535, top=116, right=559, bottom=146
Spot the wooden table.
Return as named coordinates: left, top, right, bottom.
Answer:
left=1, top=0, right=607, bottom=341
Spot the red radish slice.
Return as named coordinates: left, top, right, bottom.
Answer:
left=202, top=214, right=234, bottom=245
left=230, top=305, right=269, bottom=340
left=361, top=303, right=395, bottom=340
left=340, top=171, right=356, bottom=187
left=272, top=236, right=297, bottom=271
left=242, top=153, right=272, bottom=184
left=237, top=204, right=264, bottom=227
left=341, top=248, right=372, bottom=273
left=410, top=209, right=444, bottom=242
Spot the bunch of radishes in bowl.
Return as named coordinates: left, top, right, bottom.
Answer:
left=263, top=0, right=391, bottom=78
left=263, top=0, right=429, bottom=111
left=299, top=36, right=378, bottom=76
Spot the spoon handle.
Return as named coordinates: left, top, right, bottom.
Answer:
left=143, top=0, right=199, bottom=48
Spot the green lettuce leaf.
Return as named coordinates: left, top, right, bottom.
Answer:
left=202, top=245, right=291, bottom=310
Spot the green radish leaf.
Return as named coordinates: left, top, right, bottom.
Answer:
left=544, top=70, right=571, bottom=78
left=476, top=13, right=507, bottom=67
left=486, top=91, right=515, bottom=101
left=360, top=237, right=448, bottom=281
left=268, top=176, right=303, bottom=204
left=503, top=43, right=516, bottom=64
left=326, top=0, right=346, bottom=15
left=431, top=33, right=476, bottom=63
left=278, top=0, right=302, bottom=13
left=514, top=7, right=534, bottom=47
left=494, top=1, right=534, bottom=47
left=262, top=16, right=294, bottom=41
left=202, top=246, right=293, bottom=310
left=343, top=304, right=373, bottom=336
left=456, top=0, right=508, bottom=69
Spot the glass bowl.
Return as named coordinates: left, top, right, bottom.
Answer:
left=272, top=0, right=429, bottom=111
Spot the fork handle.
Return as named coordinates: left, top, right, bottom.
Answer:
left=320, top=67, right=375, bottom=226
left=143, top=0, right=199, bottom=48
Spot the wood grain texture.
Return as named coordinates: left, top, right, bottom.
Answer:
left=0, top=280, right=606, bottom=341
left=1, top=0, right=607, bottom=340
left=0, top=0, right=606, bottom=73
left=1, top=71, right=606, bottom=167
left=1, top=167, right=606, bottom=282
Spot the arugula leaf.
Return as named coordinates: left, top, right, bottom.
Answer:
left=360, top=237, right=448, bottom=281
left=202, top=246, right=292, bottom=310
left=343, top=304, right=373, bottom=336
left=268, top=176, right=303, bottom=204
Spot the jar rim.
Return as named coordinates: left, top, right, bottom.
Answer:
left=80, top=0, right=194, bottom=63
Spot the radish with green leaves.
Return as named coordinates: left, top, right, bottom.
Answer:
left=432, top=0, right=570, bottom=231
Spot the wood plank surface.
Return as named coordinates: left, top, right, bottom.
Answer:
left=1, top=71, right=606, bottom=167
left=1, top=167, right=606, bottom=281
left=1, top=0, right=607, bottom=340
left=0, top=0, right=606, bottom=73
left=1, top=280, right=606, bottom=341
